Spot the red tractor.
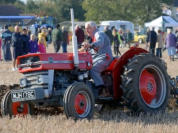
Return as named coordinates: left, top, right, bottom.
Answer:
left=0, top=9, right=172, bottom=119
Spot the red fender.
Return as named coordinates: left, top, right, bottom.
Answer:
left=105, top=47, right=148, bottom=99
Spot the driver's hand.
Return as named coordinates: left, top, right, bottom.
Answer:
left=78, top=47, right=85, bottom=52
left=83, top=42, right=90, bottom=49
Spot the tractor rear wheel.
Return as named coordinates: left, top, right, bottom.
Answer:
left=121, top=53, right=170, bottom=113
left=63, top=82, right=95, bottom=119
left=1, top=91, right=34, bottom=116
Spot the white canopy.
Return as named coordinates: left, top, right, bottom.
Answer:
left=145, top=16, right=178, bottom=30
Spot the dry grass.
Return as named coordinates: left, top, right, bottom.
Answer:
left=0, top=112, right=178, bottom=133
left=0, top=43, right=178, bottom=133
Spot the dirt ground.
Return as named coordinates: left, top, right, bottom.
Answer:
left=0, top=43, right=178, bottom=133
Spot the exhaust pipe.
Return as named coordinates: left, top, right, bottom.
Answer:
left=70, top=8, right=79, bottom=68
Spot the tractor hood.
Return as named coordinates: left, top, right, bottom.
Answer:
left=17, top=52, right=92, bottom=73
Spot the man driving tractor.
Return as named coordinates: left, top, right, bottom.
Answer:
left=80, top=21, right=113, bottom=97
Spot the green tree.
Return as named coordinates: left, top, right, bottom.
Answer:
left=130, top=0, right=162, bottom=24
left=82, top=0, right=162, bottom=25
left=14, top=1, right=25, bottom=12
left=82, top=0, right=118, bottom=22
left=50, top=0, right=85, bottom=21
left=24, top=0, right=85, bottom=22
left=161, top=0, right=174, bottom=5
left=26, top=0, right=39, bottom=13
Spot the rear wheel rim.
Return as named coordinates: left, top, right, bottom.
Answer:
left=74, top=91, right=91, bottom=118
left=139, top=64, right=166, bottom=109
left=12, top=102, right=29, bottom=115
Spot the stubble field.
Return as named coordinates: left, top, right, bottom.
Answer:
left=0, top=44, right=177, bottom=133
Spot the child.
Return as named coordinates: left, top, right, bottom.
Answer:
left=29, top=34, right=38, bottom=53
left=38, top=37, right=46, bottom=53
left=38, top=28, right=47, bottom=47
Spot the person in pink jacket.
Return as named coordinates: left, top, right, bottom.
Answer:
left=38, top=37, right=46, bottom=53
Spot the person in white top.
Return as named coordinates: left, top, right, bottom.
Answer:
left=156, top=29, right=164, bottom=58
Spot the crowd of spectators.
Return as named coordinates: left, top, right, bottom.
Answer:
left=146, top=27, right=178, bottom=61
left=0, top=24, right=71, bottom=71
left=0, top=23, right=177, bottom=71
left=103, top=25, right=178, bottom=60
left=103, top=26, right=133, bottom=55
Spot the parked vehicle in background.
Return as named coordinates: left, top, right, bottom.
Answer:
left=36, top=16, right=54, bottom=28
left=134, top=31, right=147, bottom=44
left=99, top=20, right=134, bottom=34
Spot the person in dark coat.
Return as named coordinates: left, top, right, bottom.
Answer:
left=12, top=25, right=22, bottom=71
left=52, top=24, right=62, bottom=53
left=112, top=28, right=121, bottom=56
left=75, top=25, right=85, bottom=49
left=61, top=26, right=68, bottom=53
left=1, top=25, right=12, bottom=61
left=104, top=26, right=113, bottom=45
left=148, top=27, right=157, bottom=55
left=126, top=30, right=133, bottom=48
left=146, top=28, right=150, bottom=50
left=21, top=28, right=30, bottom=55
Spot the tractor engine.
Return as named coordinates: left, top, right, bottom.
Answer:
left=15, top=52, right=92, bottom=101
left=54, top=71, right=73, bottom=90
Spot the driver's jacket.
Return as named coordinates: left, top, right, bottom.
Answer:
left=89, top=29, right=113, bottom=86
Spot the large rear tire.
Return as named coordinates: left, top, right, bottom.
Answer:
left=63, top=82, right=95, bottom=119
left=121, top=53, right=170, bottom=113
left=1, top=91, right=34, bottom=116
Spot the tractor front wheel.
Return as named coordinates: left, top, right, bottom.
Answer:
left=63, top=82, right=95, bottom=119
left=1, top=91, right=34, bottom=116
left=121, top=54, right=170, bottom=113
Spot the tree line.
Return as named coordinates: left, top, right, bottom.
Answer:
left=0, top=0, right=174, bottom=25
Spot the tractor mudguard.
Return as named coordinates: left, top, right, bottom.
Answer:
left=107, top=47, right=148, bottom=99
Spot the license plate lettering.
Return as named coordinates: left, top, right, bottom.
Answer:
left=11, top=90, right=36, bottom=102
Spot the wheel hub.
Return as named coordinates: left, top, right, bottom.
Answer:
left=147, top=82, right=154, bottom=92
left=74, top=94, right=87, bottom=115
left=80, top=101, right=85, bottom=107
left=12, top=102, right=29, bottom=115
left=140, top=69, right=157, bottom=104
left=17, top=106, right=24, bottom=113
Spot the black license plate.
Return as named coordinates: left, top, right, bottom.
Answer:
left=11, top=89, right=36, bottom=102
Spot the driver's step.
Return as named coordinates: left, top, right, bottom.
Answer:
left=96, top=97, right=113, bottom=103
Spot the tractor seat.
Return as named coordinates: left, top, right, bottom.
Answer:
left=104, top=57, right=119, bottom=72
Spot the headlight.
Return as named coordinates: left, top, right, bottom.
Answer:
left=20, top=78, right=27, bottom=87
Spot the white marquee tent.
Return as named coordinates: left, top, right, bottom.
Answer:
left=145, top=16, right=178, bottom=31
